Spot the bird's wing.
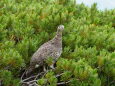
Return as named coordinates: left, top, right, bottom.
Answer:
left=30, top=42, right=55, bottom=65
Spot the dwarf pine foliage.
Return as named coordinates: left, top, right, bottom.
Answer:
left=0, top=0, right=115, bottom=86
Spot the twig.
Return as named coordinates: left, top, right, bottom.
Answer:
left=20, top=71, right=46, bottom=85
left=56, top=73, right=64, bottom=78
left=110, top=80, right=115, bottom=85
left=57, top=80, right=72, bottom=85
left=20, top=67, right=57, bottom=86
left=25, top=80, right=37, bottom=84
left=21, top=75, right=36, bottom=82
left=34, top=71, right=45, bottom=80
left=42, top=70, right=49, bottom=77
left=21, top=80, right=37, bottom=85
left=21, top=70, right=26, bottom=81
left=29, top=82, right=38, bottom=86
left=0, top=80, right=2, bottom=86
left=4, top=65, right=11, bottom=70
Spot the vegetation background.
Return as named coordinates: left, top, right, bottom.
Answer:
left=0, top=0, right=115, bottom=86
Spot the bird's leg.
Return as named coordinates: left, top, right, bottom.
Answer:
left=50, top=64, right=55, bottom=70
left=26, top=67, right=34, bottom=76
left=43, top=65, right=47, bottom=72
left=35, top=64, right=39, bottom=68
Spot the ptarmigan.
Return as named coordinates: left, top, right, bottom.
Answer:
left=27, top=25, right=64, bottom=74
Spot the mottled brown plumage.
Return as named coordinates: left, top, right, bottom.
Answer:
left=27, top=25, right=64, bottom=74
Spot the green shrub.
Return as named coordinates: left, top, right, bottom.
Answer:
left=0, top=0, right=115, bottom=86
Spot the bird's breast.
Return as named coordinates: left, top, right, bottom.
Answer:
left=50, top=48, right=62, bottom=59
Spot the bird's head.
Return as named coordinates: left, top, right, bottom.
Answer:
left=57, top=25, right=64, bottom=31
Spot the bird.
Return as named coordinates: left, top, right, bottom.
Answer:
left=26, top=25, right=64, bottom=74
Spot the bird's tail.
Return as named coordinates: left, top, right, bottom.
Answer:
left=26, top=66, right=34, bottom=76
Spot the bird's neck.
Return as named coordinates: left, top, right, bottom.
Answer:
left=55, top=30, right=62, bottom=39
left=51, top=30, right=62, bottom=47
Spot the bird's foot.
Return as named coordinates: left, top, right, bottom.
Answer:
left=35, top=64, right=39, bottom=68
left=43, top=66, right=47, bottom=72
left=50, top=64, right=55, bottom=70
